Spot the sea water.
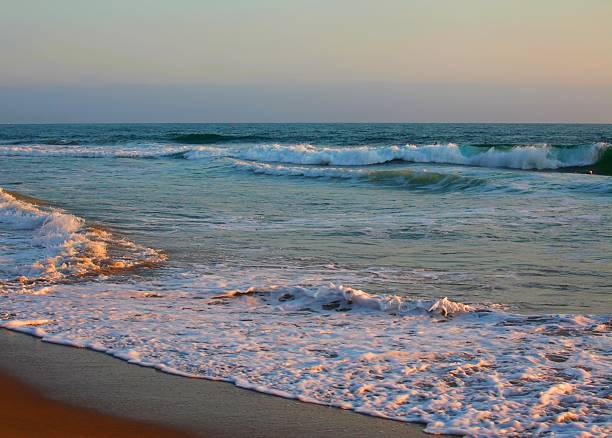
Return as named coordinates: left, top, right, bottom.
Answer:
left=0, top=124, right=610, bottom=436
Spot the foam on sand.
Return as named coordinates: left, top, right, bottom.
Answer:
left=1, top=275, right=610, bottom=437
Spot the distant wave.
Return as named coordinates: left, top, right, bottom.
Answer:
left=252, top=142, right=609, bottom=170
left=1, top=142, right=610, bottom=175
left=185, top=142, right=612, bottom=174
left=0, top=144, right=193, bottom=158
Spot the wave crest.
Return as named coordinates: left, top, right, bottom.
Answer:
left=1, top=142, right=610, bottom=174
left=266, top=142, right=609, bottom=170
left=185, top=142, right=611, bottom=173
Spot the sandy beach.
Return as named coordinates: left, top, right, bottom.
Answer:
left=0, top=368, right=194, bottom=438
left=0, top=329, right=441, bottom=438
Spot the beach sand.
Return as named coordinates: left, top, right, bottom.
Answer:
left=0, top=370, right=195, bottom=437
left=0, top=329, right=444, bottom=438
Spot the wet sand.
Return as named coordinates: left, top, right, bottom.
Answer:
left=0, top=370, right=195, bottom=438
left=0, top=373, right=191, bottom=438
left=0, top=329, right=444, bottom=438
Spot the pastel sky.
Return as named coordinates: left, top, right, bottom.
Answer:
left=1, top=0, right=611, bottom=123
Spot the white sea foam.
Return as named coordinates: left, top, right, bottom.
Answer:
left=0, top=188, right=164, bottom=284
left=186, top=142, right=609, bottom=170
left=213, top=283, right=474, bottom=316
left=1, top=273, right=610, bottom=437
left=2, top=142, right=608, bottom=172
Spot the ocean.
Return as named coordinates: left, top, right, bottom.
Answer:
left=0, top=123, right=610, bottom=436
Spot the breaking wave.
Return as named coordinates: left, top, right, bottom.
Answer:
left=186, top=142, right=611, bottom=173
left=0, top=188, right=165, bottom=286
left=1, top=142, right=610, bottom=175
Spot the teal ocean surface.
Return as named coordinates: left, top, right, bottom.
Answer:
left=1, top=124, right=610, bottom=436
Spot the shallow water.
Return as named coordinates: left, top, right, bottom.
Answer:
left=1, top=124, right=611, bottom=436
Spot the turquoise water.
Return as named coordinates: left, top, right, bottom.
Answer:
left=1, top=123, right=611, bottom=313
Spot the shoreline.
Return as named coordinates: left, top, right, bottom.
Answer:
left=0, top=328, right=446, bottom=438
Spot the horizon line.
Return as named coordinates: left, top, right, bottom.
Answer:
left=2, top=121, right=611, bottom=126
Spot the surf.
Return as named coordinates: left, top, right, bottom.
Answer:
left=1, top=141, right=610, bottom=175
left=0, top=188, right=165, bottom=287
left=199, top=142, right=611, bottom=174
left=2, top=272, right=610, bottom=437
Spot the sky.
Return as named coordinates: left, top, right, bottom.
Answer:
left=1, top=0, right=611, bottom=123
